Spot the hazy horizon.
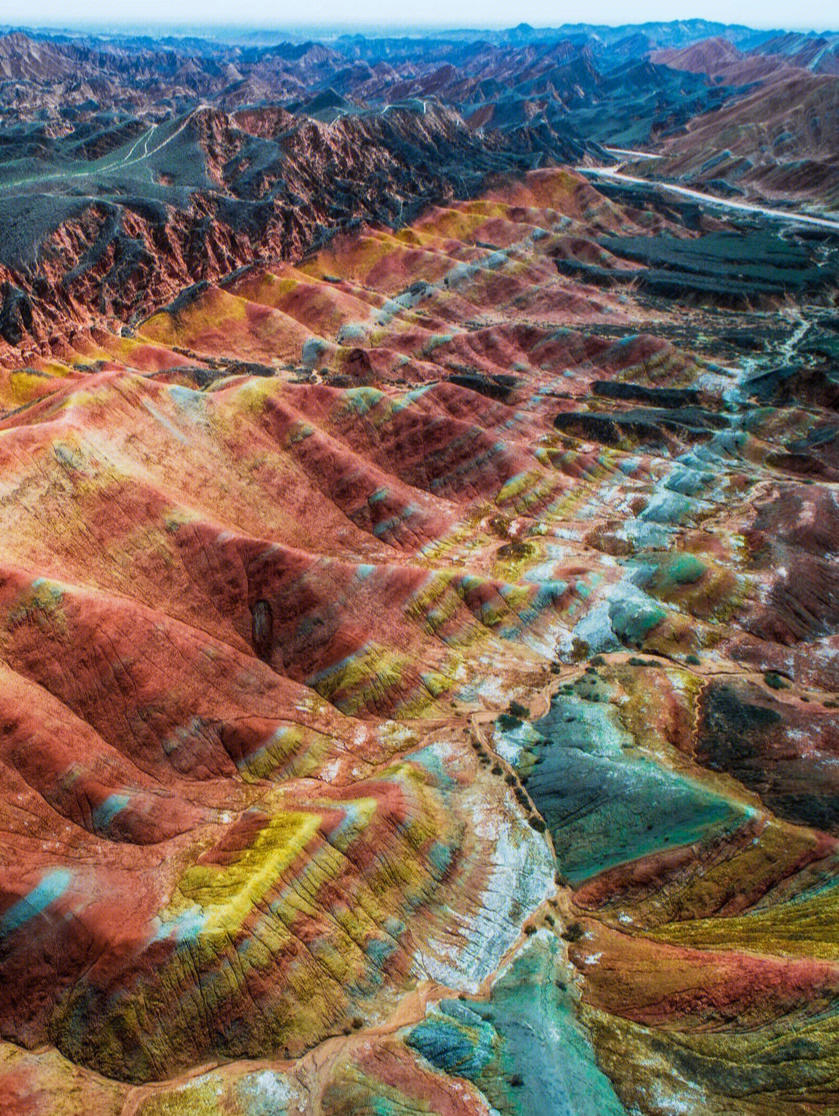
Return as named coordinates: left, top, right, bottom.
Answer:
left=4, top=6, right=837, bottom=36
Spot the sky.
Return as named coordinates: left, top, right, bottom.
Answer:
left=5, top=0, right=836, bottom=34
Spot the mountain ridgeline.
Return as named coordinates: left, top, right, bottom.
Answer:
left=0, top=19, right=835, bottom=361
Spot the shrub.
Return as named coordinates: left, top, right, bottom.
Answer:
left=764, top=671, right=790, bottom=690
left=496, top=713, right=521, bottom=731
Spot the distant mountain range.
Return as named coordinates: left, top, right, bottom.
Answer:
left=0, top=19, right=835, bottom=357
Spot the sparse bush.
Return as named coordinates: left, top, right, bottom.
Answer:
left=496, top=713, right=520, bottom=731
left=764, top=671, right=790, bottom=690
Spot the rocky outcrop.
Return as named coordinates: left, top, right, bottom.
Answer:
left=2, top=166, right=839, bottom=1112
left=0, top=102, right=592, bottom=363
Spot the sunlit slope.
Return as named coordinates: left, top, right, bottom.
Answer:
left=2, top=167, right=839, bottom=1114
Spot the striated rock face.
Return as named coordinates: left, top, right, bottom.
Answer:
left=0, top=102, right=569, bottom=361
left=652, top=71, right=839, bottom=212
left=1, top=157, right=839, bottom=1113
left=0, top=22, right=803, bottom=364
left=644, top=37, right=839, bottom=213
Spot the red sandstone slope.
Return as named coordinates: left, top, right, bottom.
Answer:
left=2, top=164, right=839, bottom=1113
left=647, top=68, right=839, bottom=211
left=652, top=37, right=788, bottom=83
left=0, top=101, right=573, bottom=362
left=649, top=34, right=839, bottom=211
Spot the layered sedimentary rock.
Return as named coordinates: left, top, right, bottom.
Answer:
left=1, top=161, right=839, bottom=1114
left=3, top=20, right=816, bottom=362
left=648, top=70, right=839, bottom=212
left=639, top=34, right=839, bottom=213
left=0, top=99, right=573, bottom=359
